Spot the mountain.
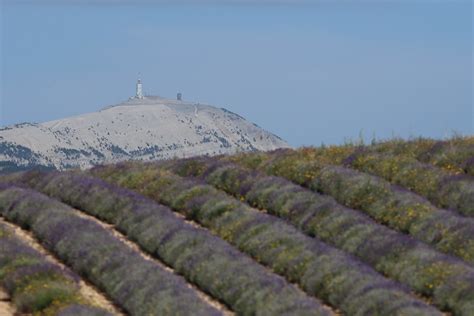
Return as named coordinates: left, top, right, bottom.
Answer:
left=0, top=96, right=290, bottom=172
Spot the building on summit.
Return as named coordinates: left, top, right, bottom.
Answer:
left=135, top=78, right=144, bottom=99
left=134, top=77, right=182, bottom=101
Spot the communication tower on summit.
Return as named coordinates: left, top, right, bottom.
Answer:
left=135, top=76, right=144, bottom=99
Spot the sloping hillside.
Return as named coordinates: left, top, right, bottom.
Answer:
left=0, top=136, right=473, bottom=316
left=0, top=96, right=289, bottom=172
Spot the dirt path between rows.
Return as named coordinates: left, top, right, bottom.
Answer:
left=0, top=288, right=16, bottom=316
left=217, top=185, right=447, bottom=315
left=174, top=209, right=338, bottom=315
left=70, top=208, right=234, bottom=316
left=0, top=217, right=124, bottom=316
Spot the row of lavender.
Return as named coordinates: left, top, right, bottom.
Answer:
left=371, top=136, right=474, bottom=176
left=257, top=138, right=474, bottom=217
left=229, top=150, right=474, bottom=265
left=343, top=151, right=474, bottom=216
left=15, top=171, right=330, bottom=316
left=296, top=144, right=474, bottom=217
left=0, top=185, right=222, bottom=316
left=0, top=220, right=112, bottom=316
left=154, top=157, right=474, bottom=315
left=309, top=136, right=474, bottom=176
left=88, top=164, right=443, bottom=316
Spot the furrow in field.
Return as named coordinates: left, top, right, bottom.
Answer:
left=0, top=185, right=224, bottom=316
left=68, top=207, right=234, bottom=315
left=15, top=171, right=335, bottom=316
left=371, top=137, right=474, bottom=176
left=340, top=151, right=474, bottom=217
left=88, top=164, right=444, bottom=316
left=179, top=216, right=338, bottom=315
left=0, top=216, right=117, bottom=316
left=155, top=157, right=474, bottom=315
left=228, top=151, right=474, bottom=265
left=0, top=217, right=123, bottom=316
left=234, top=144, right=474, bottom=217
left=0, top=289, right=15, bottom=316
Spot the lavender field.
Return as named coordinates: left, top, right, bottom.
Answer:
left=0, top=136, right=473, bottom=316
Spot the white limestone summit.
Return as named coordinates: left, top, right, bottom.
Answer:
left=0, top=79, right=290, bottom=172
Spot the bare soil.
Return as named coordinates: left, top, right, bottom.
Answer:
left=0, top=217, right=124, bottom=316
left=70, top=209, right=234, bottom=316
left=0, top=288, right=16, bottom=316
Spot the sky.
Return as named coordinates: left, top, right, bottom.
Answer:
left=0, top=0, right=472, bottom=147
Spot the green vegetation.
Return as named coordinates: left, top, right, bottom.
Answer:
left=149, top=157, right=474, bottom=314
left=372, top=136, right=474, bottom=176
left=0, top=187, right=222, bottom=316
left=0, top=222, right=111, bottom=316
left=0, top=136, right=472, bottom=315
left=226, top=146, right=474, bottom=264
left=89, top=164, right=441, bottom=316
left=251, top=138, right=474, bottom=216
left=19, top=171, right=328, bottom=316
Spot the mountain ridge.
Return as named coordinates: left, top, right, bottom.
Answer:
left=0, top=96, right=290, bottom=172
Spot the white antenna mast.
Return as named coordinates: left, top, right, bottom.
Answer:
left=135, top=72, right=144, bottom=99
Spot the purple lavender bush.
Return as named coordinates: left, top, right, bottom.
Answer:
left=414, top=138, right=474, bottom=176
left=57, top=304, right=112, bottom=316
left=0, top=186, right=222, bottom=316
left=313, top=165, right=474, bottom=263
left=161, top=158, right=474, bottom=315
left=89, top=164, right=443, bottom=316
left=343, top=151, right=474, bottom=217
left=0, top=221, right=113, bottom=315
left=227, top=150, right=474, bottom=265
left=18, top=171, right=330, bottom=316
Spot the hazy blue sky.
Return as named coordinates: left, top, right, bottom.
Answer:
left=1, top=1, right=472, bottom=146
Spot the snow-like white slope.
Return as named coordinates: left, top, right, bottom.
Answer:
left=0, top=96, right=290, bottom=171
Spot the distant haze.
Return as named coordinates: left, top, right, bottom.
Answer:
left=1, top=1, right=472, bottom=146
